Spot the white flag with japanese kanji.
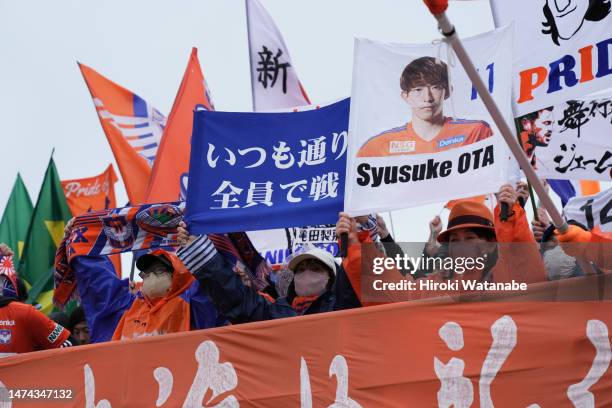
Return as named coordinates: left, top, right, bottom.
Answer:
left=246, top=0, right=310, bottom=111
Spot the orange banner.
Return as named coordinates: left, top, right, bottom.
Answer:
left=79, top=63, right=166, bottom=204
left=61, top=164, right=118, bottom=216
left=1, top=277, right=611, bottom=406
left=61, top=165, right=121, bottom=275
left=145, top=48, right=214, bottom=203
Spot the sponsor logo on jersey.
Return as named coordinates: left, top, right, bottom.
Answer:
left=0, top=320, right=15, bottom=326
left=47, top=323, right=64, bottom=343
left=389, top=140, right=416, bottom=153
left=438, top=135, right=465, bottom=148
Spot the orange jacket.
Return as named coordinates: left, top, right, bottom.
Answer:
left=112, top=250, right=195, bottom=340
left=556, top=226, right=612, bottom=270
left=342, top=203, right=546, bottom=304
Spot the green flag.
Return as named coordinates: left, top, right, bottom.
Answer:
left=18, top=158, right=71, bottom=314
left=0, top=173, right=33, bottom=262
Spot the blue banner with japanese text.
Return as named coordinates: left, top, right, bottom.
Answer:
left=185, top=98, right=350, bottom=233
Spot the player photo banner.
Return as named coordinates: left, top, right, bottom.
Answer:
left=517, top=96, right=612, bottom=181
left=344, top=26, right=512, bottom=215
left=490, top=0, right=612, bottom=116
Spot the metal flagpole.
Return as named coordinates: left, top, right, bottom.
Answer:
left=387, top=211, right=397, bottom=239
left=245, top=0, right=257, bottom=111
left=421, top=0, right=568, bottom=233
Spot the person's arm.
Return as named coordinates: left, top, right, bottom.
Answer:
left=494, top=184, right=547, bottom=283
left=556, top=226, right=612, bottom=269
left=183, top=279, right=226, bottom=329
left=72, top=256, right=134, bottom=343
left=177, top=235, right=295, bottom=323
left=337, top=213, right=421, bottom=304
left=376, top=214, right=413, bottom=276
left=28, top=305, right=72, bottom=350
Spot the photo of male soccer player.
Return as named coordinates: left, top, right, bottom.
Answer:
left=357, top=57, right=493, bottom=157
left=518, top=106, right=554, bottom=169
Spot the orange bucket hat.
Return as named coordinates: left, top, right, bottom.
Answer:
left=437, top=201, right=496, bottom=243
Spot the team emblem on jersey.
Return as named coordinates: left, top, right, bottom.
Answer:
left=101, top=214, right=134, bottom=249
left=438, top=135, right=465, bottom=148
left=389, top=140, right=416, bottom=154
left=0, top=329, right=12, bottom=344
left=135, top=204, right=183, bottom=238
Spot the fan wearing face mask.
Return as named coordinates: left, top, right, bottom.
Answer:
left=175, top=226, right=358, bottom=323
left=63, top=220, right=224, bottom=343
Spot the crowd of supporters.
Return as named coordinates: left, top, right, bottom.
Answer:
left=0, top=183, right=610, bottom=355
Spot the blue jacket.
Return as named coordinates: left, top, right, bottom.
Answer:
left=72, top=255, right=223, bottom=343
left=177, top=236, right=360, bottom=324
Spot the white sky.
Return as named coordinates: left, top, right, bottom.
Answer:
left=0, top=0, right=506, bottom=275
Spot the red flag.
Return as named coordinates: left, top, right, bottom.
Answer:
left=78, top=63, right=166, bottom=204
left=145, top=48, right=213, bottom=203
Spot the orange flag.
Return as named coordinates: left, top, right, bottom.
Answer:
left=145, top=48, right=214, bottom=203
left=61, top=164, right=122, bottom=275
left=61, top=165, right=118, bottom=216
left=78, top=63, right=166, bottom=204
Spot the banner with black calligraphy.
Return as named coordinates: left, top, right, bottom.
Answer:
left=344, top=27, right=512, bottom=215
left=249, top=224, right=339, bottom=267
left=516, top=96, right=612, bottom=181
left=490, top=0, right=612, bottom=116
left=185, top=98, right=349, bottom=234
left=246, top=0, right=310, bottom=111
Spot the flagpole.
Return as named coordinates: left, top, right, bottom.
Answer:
left=513, top=118, right=539, bottom=222
left=422, top=1, right=568, bottom=233
left=245, top=0, right=257, bottom=111
left=129, top=252, right=136, bottom=281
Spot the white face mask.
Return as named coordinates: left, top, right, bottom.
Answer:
left=142, top=273, right=173, bottom=299
left=293, top=270, right=329, bottom=297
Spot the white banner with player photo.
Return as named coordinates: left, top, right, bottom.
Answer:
left=490, top=0, right=612, bottom=116
left=518, top=96, right=612, bottom=181
left=564, top=187, right=612, bottom=238
left=344, top=26, right=513, bottom=215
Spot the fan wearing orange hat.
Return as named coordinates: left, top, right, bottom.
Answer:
left=336, top=183, right=547, bottom=303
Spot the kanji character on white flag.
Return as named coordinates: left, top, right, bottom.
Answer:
left=246, top=0, right=310, bottom=111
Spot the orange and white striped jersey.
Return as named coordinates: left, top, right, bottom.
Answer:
left=357, top=117, right=493, bottom=157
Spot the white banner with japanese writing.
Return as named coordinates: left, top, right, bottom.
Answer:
left=564, top=187, right=612, bottom=238
left=246, top=0, right=310, bottom=111
left=517, top=96, right=612, bottom=180
left=249, top=225, right=339, bottom=267
left=490, top=0, right=612, bottom=116
left=344, top=26, right=513, bottom=215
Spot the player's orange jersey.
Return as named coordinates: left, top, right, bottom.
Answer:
left=0, top=301, right=70, bottom=354
left=357, top=117, right=493, bottom=157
